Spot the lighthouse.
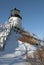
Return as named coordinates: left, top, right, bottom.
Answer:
left=9, top=8, right=22, bottom=28
left=0, top=8, right=22, bottom=50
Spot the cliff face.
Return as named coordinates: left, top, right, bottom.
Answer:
left=0, top=29, right=26, bottom=65
left=0, top=24, right=44, bottom=65
left=0, top=26, right=37, bottom=65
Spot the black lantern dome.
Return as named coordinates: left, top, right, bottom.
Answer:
left=10, top=8, right=22, bottom=19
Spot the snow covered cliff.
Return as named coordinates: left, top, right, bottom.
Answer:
left=0, top=8, right=44, bottom=65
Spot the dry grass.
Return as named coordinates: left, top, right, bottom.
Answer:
left=25, top=46, right=44, bottom=65
left=34, top=46, right=44, bottom=62
left=18, top=36, right=39, bottom=45
left=17, top=28, right=44, bottom=65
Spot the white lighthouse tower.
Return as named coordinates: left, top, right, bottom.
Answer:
left=9, top=8, right=22, bottom=28
left=0, top=8, right=22, bottom=50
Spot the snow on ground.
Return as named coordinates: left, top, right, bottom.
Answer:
left=0, top=29, right=28, bottom=65
left=0, top=26, right=42, bottom=65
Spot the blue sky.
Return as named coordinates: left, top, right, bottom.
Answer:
left=0, top=0, right=44, bottom=38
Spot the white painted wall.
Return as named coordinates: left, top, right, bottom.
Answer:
left=9, top=17, right=22, bottom=28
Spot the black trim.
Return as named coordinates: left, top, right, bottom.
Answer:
left=10, top=14, right=22, bottom=19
